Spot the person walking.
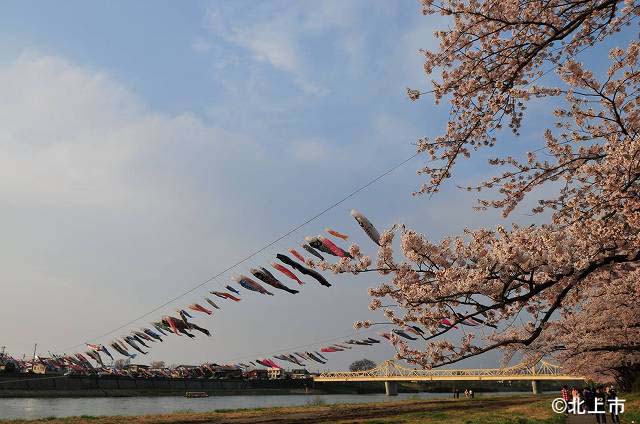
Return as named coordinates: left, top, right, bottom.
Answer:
left=583, top=386, right=594, bottom=415
left=607, top=386, right=620, bottom=423
left=561, top=385, right=570, bottom=414
left=594, top=386, right=607, bottom=424
left=571, top=386, right=580, bottom=413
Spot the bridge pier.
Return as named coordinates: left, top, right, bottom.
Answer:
left=531, top=380, right=539, bottom=395
left=385, top=381, right=398, bottom=396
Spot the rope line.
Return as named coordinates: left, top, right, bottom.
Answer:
left=216, top=328, right=382, bottom=364
left=54, top=152, right=420, bottom=352
left=46, top=44, right=601, bottom=354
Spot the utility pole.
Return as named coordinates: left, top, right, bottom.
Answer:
left=31, top=343, right=38, bottom=372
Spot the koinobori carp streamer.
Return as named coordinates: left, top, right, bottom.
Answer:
left=351, top=209, right=381, bottom=245
left=276, top=254, right=331, bottom=287
left=326, top=228, right=348, bottom=240
left=250, top=267, right=299, bottom=294
left=272, top=263, right=305, bottom=285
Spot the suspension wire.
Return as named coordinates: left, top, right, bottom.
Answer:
left=216, top=328, right=382, bottom=364
left=0, top=328, right=386, bottom=383
left=54, top=152, right=420, bottom=352
left=51, top=37, right=598, bottom=355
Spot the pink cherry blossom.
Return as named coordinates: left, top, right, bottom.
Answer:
left=314, top=1, right=640, bottom=389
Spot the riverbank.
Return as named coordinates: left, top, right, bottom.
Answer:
left=4, top=392, right=638, bottom=423
left=0, top=387, right=314, bottom=398
left=0, top=373, right=571, bottom=398
left=1, top=395, right=564, bottom=423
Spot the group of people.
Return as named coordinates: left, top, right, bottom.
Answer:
left=452, top=388, right=474, bottom=398
left=560, top=385, right=620, bottom=423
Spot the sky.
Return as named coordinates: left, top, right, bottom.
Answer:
left=0, top=1, right=626, bottom=372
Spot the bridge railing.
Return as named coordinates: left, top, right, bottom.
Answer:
left=317, top=359, right=572, bottom=380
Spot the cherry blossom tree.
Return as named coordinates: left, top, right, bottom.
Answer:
left=312, top=0, right=640, bottom=389
left=349, top=358, right=377, bottom=372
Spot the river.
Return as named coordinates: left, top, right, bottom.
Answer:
left=0, top=392, right=535, bottom=420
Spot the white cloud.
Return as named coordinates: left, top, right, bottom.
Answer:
left=0, top=2, right=518, bottom=371
left=0, top=54, right=259, bottom=207
left=202, top=2, right=366, bottom=96
left=291, top=139, right=329, bottom=161
left=192, top=38, right=212, bottom=53
left=0, top=53, right=381, bottom=366
left=0, top=54, right=140, bottom=205
left=399, top=15, right=443, bottom=88
left=238, top=26, right=298, bottom=72
left=0, top=53, right=262, bottom=354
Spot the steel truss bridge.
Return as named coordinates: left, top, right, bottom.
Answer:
left=313, top=360, right=584, bottom=395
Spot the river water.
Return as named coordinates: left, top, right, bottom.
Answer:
left=0, top=392, right=534, bottom=420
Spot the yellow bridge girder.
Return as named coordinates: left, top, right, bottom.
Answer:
left=313, top=360, right=585, bottom=383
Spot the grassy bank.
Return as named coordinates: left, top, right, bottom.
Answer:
left=0, top=395, right=563, bottom=424
left=316, top=380, right=573, bottom=394
left=5, top=393, right=638, bottom=423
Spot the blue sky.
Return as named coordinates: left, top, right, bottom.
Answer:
left=1, top=1, right=623, bottom=370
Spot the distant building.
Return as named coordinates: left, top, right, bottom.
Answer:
left=210, top=365, right=243, bottom=380
left=32, top=363, right=48, bottom=374
left=30, top=358, right=59, bottom=375
left=243, top=369, right=268, bottom=380
left=171, top=365, right=202, bottom=378
left=268, top=368, right=283, bottom=379
left=289, top=368, right=311, bottom=380
left=124, top=364, right=152, bottom=377
left=126, top=364, right=150, bottom=373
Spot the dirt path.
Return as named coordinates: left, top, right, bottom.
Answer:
left=566, top=414, right=612, bottom=424
left=199, top=399, right=490, bottom=424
